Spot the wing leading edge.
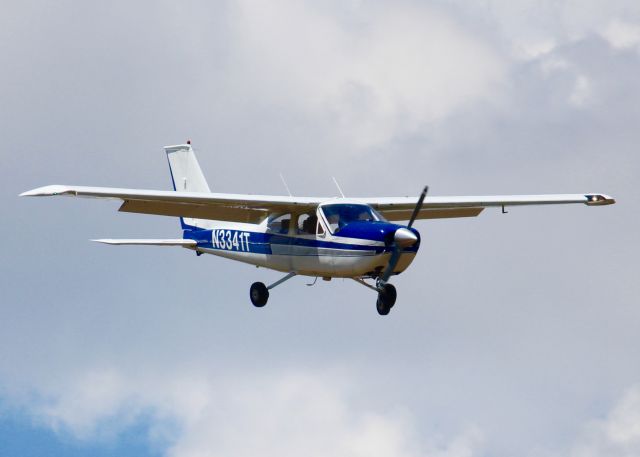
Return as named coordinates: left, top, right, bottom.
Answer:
left=20, top=185, right=615, bottom=223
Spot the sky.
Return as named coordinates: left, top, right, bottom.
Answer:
left=1, top=1, right=639, bottom=456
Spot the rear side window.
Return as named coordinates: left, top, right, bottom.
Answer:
left=267, top=214, right=292, bottom=234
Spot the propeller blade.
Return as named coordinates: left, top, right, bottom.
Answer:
left=378, top=186, right=428, bottom=288
left=379, top=245, right=402, bottom=287
left=407, top=185, right=429, bottom=229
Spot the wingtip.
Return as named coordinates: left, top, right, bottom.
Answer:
left=20, top=189, right=41, bottom=197
left=585, top=194, right=616, bottom=206
left=19, top=185, right=70, bottom=197
left=91, top=239, right=119, bottom=245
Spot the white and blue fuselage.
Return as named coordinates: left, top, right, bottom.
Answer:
left=183, top=202, right=420, bottom=278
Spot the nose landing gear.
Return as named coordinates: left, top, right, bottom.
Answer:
left=352, top=278, right=398, bottom=315
left=376, top=283, right=397, bottom=315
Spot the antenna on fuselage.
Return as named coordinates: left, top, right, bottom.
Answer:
left=331, top=176, right=346, bottom=198
left=279, top=173, right=293, bottom=197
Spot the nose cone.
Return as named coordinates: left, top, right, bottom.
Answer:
left=394, top=228, right=418, bottom=247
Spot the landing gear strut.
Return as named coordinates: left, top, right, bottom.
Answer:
left=249, top=272, right=297, bottom=308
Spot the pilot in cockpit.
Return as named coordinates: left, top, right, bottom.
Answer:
left=357, top=209, right=373, bottom=221
left=327, top=213, right=340, bottom=233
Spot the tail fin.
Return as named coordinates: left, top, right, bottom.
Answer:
left=165, top=143, right=211, bottom=193
left=165, top=143, right=211, bottom=230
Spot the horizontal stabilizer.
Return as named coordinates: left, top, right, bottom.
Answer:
left=92, top=239, right=197, bottom=247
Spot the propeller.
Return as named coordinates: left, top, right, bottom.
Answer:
left=378, top=186, right=429, bottom=289
left=407, top=185, right=429, bottom=229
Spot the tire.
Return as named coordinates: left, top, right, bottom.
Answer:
left=250, top=282, right=269, bottom=307
left=376, top=283, right=397, bottom=315
left=380, top=284, right=397, bottom=307
left=376, top=297, right=391, bottom=315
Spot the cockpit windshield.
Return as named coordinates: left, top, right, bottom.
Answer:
left=320, top=204, right=386, bottom=234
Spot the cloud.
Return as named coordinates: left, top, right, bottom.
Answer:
left=22, top=366, right=484, bottom=457
left=600, top=19, right=640, bottom=50
left=445, top=0, right=640, bottom=54
left=227, top=0, right=506, bottom=149
left=570, top=385, right=640, bottom=457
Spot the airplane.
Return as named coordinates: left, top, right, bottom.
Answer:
left=21, top=142, right=615, bottom=315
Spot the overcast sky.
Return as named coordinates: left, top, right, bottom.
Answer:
left=1, top=1, right=639, bottom=456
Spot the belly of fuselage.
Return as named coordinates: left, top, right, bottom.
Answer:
left=199, top=244, right=417, bottom=278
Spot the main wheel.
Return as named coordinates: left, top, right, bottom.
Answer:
left=376, top=284, right=397, bottom=315
left=250, top=282, right=269, bottom=307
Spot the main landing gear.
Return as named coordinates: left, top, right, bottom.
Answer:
left=250, top=273, right=397, bottom=316
left=249, top=272, right=297, bottom=308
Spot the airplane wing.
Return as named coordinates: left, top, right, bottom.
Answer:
left=20, top=185, right=322, bottom=223
left=21, top=185, right=615, bottom=223
left=357, top=193, right=615, bottom=221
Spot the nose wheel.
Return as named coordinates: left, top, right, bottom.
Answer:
left=376, top=283, right=397, bottom=315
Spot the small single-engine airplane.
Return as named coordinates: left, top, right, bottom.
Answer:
left=21, top=143, right=615, bottom=315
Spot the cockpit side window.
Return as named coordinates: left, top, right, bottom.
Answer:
left=267, top=213, right=292, bottom=234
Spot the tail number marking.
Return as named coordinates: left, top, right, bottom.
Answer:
left=211, top=230, right=251, bottom=252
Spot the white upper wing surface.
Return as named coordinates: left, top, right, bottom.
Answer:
left=20, top=185, right=323, bottom=223
left=357, top=193, right=615, bottom=221
left=20, top=184, right=614, bottom=223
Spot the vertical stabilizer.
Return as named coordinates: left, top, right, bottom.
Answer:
left=165, top=143, right=211, bottom=193
left=165, top=143, right=211, bottom=229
